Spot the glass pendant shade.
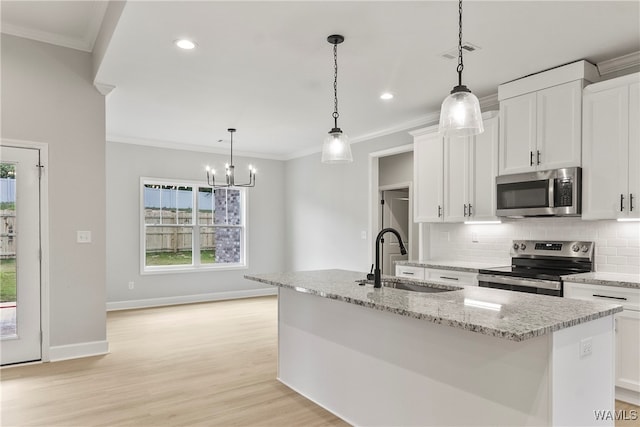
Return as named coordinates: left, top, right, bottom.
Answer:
left=321, top=129, right=353, bottom=163
left=439, top=88, right=484, bottom=137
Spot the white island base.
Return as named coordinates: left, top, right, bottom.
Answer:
left=277, top=288, right=615, bottom=426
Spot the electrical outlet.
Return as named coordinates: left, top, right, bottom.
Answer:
left=580, top=337, right=593, bottom=358
left=128, top=281, right=135, bottom=290
left=360, top=231, right=367, bottom=240
left=471, top=233, right=479, bottom=243
left=77, top=231, right=91, bottom=243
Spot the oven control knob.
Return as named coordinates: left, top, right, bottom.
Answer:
left=572, top=244, right=580, bottom=252
left=520, top=243, right=526, bottom=250
left=513, top=243, right=519, bottom=250
left=581, top=245, right=589, bottom=253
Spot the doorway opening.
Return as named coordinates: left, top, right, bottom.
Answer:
left=369, top=145, right=420, bottom=276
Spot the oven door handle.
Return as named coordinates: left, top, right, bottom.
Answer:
left=477, top=274, right=561, bottom=291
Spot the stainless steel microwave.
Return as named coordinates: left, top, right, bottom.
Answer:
left=496, top=167, right=582, bottom=217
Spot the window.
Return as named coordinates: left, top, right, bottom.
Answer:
left=142, top=179, right=246, bottom=272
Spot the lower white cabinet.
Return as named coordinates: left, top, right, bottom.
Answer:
left=425, top=268, right=478, bottom=286
left=395, top=265, right=478, bottom=287
left=395, top=265, right=425, bottom=280
left=564, top=282, right=640, bottom=405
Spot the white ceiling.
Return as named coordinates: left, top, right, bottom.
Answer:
left=2, top=1, right=640, bottom=159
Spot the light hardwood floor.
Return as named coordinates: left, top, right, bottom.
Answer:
left=1, top=296, right=638, bottom=426
left=1, top=296, right=348, bottom=426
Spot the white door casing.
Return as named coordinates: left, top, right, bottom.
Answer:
left=0, top=145, right=42, bottom=365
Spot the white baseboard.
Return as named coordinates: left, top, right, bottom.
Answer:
left=616, top=387, right=640, bottom=406
left=48, top=340, right=109, bottom=362
left=106, top=288, right=277, bottom=311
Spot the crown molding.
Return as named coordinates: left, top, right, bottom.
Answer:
left=1, top=23, right=93, bottom=52
left=94, top=82, right=115, bottom=96
left=107, top=134, right=286, bottom=161
left=1, top=2, right=107, bottom=53
left=597, top=51, right=640, bottom=76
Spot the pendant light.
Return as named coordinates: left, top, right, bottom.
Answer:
left=438, top=0, right=484, bottom=137
left=205, top=128, right=256, bottom=188
left=321, top=34, right=353, bottom=164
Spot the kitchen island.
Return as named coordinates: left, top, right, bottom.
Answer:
left=246, top=269, right=624, bottom=426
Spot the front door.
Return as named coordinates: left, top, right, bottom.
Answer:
left=0, top=145, right=41, bottom=365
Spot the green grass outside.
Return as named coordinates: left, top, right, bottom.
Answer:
left=145, top=250, right=216, bottom=266
left=1, top=258, right=17, bottom=303
left=0, top=202, right=15, bottom=210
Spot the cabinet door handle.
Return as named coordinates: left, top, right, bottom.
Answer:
left=631, top=193, right=634, bottom=212
left=464, top=204, right=468, bottom=216
left=439, top=276, right=459, bottom=281
left=593, top=294, right=627, bottom=301
left=468, top=204, right=473, bottom=216
left=620, top=194, right=625, bottom=212
left=536, top=150, right=541, bottom=165
left=438, top=205, right=442, bottom=218
left=401, top=271, right=415, bottom=276
left=530, top=151, right=534, bottom=166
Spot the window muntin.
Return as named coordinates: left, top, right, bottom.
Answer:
left=142, top=181, right=246, bottom=272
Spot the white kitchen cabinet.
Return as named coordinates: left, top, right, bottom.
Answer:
left=444, top=112, right=500, bottom=222
left=395, top=265, right=425, bottom=280
left=499, top=80, right=583, bottom=175
left=424, top=268, right=478, bottom=286
left=411, top=125, right=444, bottom=222
left=582, top=73, right=640, bottom=220
left=564, top=281, right=640, bottom=405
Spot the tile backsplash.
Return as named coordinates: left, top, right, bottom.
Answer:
left=427, top=219, right=640, bottom=274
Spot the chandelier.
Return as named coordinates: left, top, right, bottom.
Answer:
left=205, top=128, right=256, bottom=188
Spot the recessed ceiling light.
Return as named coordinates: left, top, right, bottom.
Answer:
left=175, top=39, right=196, bottom=50
left=380, top=92, right=394, bottom=100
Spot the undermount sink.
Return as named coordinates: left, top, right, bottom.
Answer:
left=357, top=280, right=459, bottom=294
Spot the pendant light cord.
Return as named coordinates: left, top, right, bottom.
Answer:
left=457, top=0, right=464, bottom=87
left=333, top=42, right=339, bottom=129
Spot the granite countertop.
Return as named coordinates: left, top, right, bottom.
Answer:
left=395, top=260, right=510, bottom=273
left=562, top=272, right=640, bottom=289
left=245, top=269, right=622, bottom=343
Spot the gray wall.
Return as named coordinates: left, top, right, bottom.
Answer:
left=1, top=34, right=107, bottom=347
left=284, top=131, right=419, bottom=272
left=379, top=151, right=413, bottom=187
left=106, top=142, right=284, bottom=303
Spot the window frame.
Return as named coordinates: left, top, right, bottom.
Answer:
left=140, top=177, right=247, bottom=274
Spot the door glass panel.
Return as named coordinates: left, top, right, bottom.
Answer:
left=1, top=164, right=17, bottom=338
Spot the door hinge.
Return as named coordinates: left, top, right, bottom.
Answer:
left=380, top=199, right=385, bottom=205
left=36, top=163, right=44, bottom=179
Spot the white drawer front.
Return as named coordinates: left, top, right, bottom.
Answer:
left=564, top=282, right=640, bottom=311
left=425, top=268, right=478, bottom=286
left=395, top=266, right=425, bottom=280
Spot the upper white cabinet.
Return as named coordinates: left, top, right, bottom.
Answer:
left=412, top=126, right=444, bottom=222
left=412, top=113, right=499, bottom=223
left=498, top=60, right=598, bottom=175
left=582, top=73, right=640, bottom=220
left=444, top=112, right=500, bottom=222
left=499, top=80, right=583, bottom=175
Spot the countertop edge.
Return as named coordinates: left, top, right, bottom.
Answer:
left=245, top=274, right=623, bottom=342
left=562, top=273, right=640, bottom=289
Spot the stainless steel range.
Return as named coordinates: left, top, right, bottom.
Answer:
left=477, top=240, right=594, bottom=297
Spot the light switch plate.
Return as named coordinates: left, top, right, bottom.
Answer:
left=77, top=231, right=91, bottom=243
